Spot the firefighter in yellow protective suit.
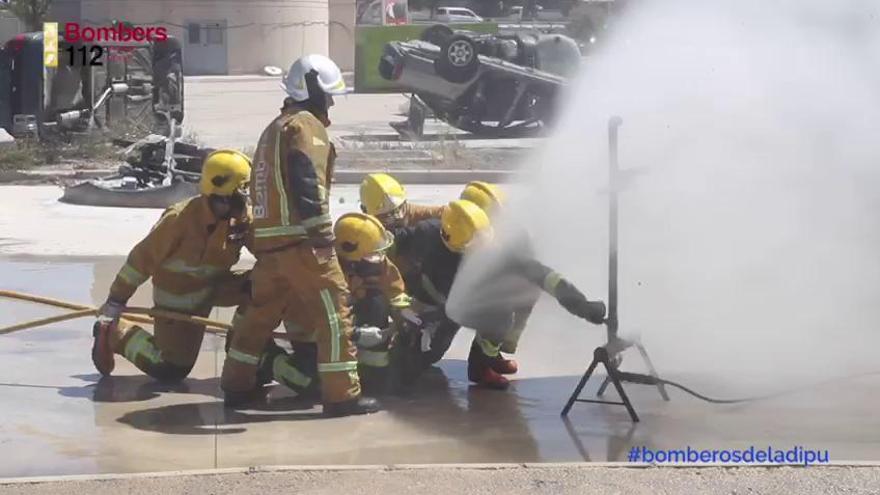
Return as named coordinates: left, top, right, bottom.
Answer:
left=92, top=149, right=253, bottom=382
left=220, top=54, right=379, bottom=416
left=334, top=213, right=413, bottom=394
left=458, top=181, right=536, bottom=374
left=359, top=172, right=444, bottom=282
left=279, top=213, right=414, bottom=395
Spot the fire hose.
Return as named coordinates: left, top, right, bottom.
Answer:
left=0, top=290, right=285, bottom=339
left=615, top=371, right=761, bottom=404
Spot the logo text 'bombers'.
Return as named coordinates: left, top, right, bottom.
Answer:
left=63, top=23, right=168, bottom=43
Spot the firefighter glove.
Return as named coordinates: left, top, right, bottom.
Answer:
left=98, top=298, right=126, bottom=325
left=554, top=279, right=606, bottom=325
left=352, top=326, right=390, bottom=348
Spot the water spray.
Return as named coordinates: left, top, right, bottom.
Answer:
left=561, top=116, right=667, bottom=422
left=560, top=117, right=764, bottom=421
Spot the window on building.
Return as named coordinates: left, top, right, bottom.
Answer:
left=187, top=23, right=201, bottom=44
left=206, top=24, right=224, bottom=45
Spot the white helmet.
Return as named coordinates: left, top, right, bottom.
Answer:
left=281, top=54, right=350, bottom=102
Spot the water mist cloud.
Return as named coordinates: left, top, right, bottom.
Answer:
left=448, top=0, right=880, bottom=382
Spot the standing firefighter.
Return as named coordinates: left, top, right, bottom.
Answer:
left=220, top=54, right=379, bottom=416
left=92, top=149, right=253, bottom=382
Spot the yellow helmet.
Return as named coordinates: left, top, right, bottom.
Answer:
left=199, top=149, right=252, bottom=197
left=359, top=173, right=407, bottom=216
left=440, top=199, right=493, bottom=253
left=460, top=181, right=504, bottom=213
left=334, top=212, right=395, bottom=261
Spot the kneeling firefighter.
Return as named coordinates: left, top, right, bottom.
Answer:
left=392, top=199, right=607, bottom=389
left=92, top=149, right=253, bottom=382
left=220, top=54, right=379, bottom=416
left=280, top=213, right=415, bottom=395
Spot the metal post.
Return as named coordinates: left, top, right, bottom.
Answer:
left=607, top=116, right=623, bottom=343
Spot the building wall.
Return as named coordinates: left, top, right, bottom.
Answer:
left=0, top=11, right=25, bottom=42
left=328, top=0, right=355, bottom=71
left=78, top=0, right=330, bottom=75
left=48, top=0, right=83, bottom=26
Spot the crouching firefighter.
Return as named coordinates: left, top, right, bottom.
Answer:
left=220, top=54, right=379, bottom=416
left=92, top=149, right=253, bottom=382
left=236, top=223, right=408, bottom=404
left=457, top=181, right=536, bottom=376
left=335, top=213, right=414, bottom=394
left=392, top=199, right=607, bottom=389
left=359, top=173, right=445, bottom=283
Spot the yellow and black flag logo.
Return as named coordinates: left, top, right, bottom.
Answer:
left=43, top=22, right=58, bottom=68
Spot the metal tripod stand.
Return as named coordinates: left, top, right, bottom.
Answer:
left=561, top=116, right=669, bottom=422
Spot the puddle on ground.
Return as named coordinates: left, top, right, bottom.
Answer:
left=1, top=257, right=879, bottom=477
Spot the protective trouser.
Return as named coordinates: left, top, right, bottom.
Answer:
left=111, top=271, right=250, bottom=382
left=501, top=298, right=538, bottom=354
left=500, top=309, right=530, bottom=354
left=263, top=341, right=318, bottom=395
left=221, top=244, right=361, bottom=404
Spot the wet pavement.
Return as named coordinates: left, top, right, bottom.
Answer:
left=2, top=256, right=880, bottom=478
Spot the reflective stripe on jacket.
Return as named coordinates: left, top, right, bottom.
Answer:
left=251, top=106, right=337, bottom=253
left=108, top=196, right=249, bottom=305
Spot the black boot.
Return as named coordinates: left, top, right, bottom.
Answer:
left=467, top=340, right=509, bottom=390
left=358, top=364, right=391, bottom=396
left=223, top=386, right=269, bottom=408
left=256, top=339, right=286, bottom=386
left=323, top=396, right=381, bottom=417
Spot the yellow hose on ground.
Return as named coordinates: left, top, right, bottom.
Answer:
left=0, top=290, right=228, bottom=335
left=0, top=308, right=98, bottom=335
left=0, top=290, right=154, bottom=325
left=0, top=289, right=288, bottom=339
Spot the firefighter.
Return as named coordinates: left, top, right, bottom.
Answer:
left=220, top=54, right=379, bottom=416
left=92, top=149, right=253, bottom=383
left=276, top=213, right=414, bottom=395
left=460, top=181, right=503, bottom=217
left=458, top=181, right=534, bottom=373
left=392, top=199, right=607, bottom=389
left=335, top=212, right=414, bottom=393
left=359, top=172, right=445, bottom=283
left=359, top=173, right=445, bottom=229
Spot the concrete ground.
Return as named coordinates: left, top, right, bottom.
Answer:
left=2, top=186, right=880, bottom=489
left=3, top=465, right=880, bottom=494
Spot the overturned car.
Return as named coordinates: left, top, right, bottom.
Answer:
left=379, top=25, right=581, bottom=137
left=0, top=31, right=205, bottom=208
left=0, top=31, right=184, bottom=138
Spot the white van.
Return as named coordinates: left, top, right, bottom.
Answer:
left=433, top=7, right=484, bottom=23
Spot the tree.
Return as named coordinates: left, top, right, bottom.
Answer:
left=7, top=0, right=53, bottom=32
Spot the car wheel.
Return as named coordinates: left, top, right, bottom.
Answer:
left=378, top=55, right=396, bottom=80
left=420, top=24, right=454, bottom=46
left=435, top=35, right=479, bottom=83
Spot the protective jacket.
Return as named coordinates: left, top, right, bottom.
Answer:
left=250, top=105, right=337, bottom=253
left=391, top=219, right=461, bottom=307
left=344, top=257, right=411, bottom=324
left=392, top=219, right=589, bottom=318
left=400, top=202, right=444, bottom=228
left=109, top=196, right=250, bottom=312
